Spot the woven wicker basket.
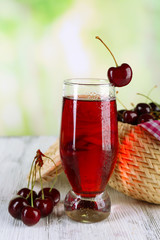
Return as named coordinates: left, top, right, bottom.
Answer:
left=35, top=122, right=160, bottom=204
left=108, top=121, right=160, bottom=204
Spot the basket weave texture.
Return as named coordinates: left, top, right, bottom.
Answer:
left=108, top=121, right=160, bottom=204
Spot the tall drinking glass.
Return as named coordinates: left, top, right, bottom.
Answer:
left=60, top=79, right=118, bottom=223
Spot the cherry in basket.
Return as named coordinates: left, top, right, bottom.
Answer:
left=117, top=92, right=160, bottom=125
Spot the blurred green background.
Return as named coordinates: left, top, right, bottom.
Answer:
left=0, top=0, right=160, bottom=136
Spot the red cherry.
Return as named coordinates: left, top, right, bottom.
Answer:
left=117, top=110, right=125, bottom=122
left=123, top=110, right=138, bottom=125
left=8, top=196, right=29, bottom=219
left=17, top=188, right=38, bottom=205
left=108, top=63, right=132, bottom=87
left=38, top=188, right=60, bottom=206
left=138, top=113, right=154, bottom=124
left=34, top=197, right=53, bottom=217
left=149, top=102, right=160, bottom=112
left=135, top=103, right=151, bottom=116
left=96, top=36, right=132, bottom=87
left=21, top=206, right=41, bottom=226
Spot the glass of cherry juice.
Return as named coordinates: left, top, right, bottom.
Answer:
left=60, top=78, right=118, bottom=223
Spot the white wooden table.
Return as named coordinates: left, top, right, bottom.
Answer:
left=1, top=136, right=160, bottom=240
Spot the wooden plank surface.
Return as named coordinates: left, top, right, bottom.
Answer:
left=0, top=136, right=160, bottom=240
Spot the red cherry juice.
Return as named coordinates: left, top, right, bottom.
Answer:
left=60, top=96, right=118, bottom=197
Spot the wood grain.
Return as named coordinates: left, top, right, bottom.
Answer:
left=0, top=136, right=160, bottom=240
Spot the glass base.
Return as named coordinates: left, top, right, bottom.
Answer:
left=64, top=189, right=111, bottom=223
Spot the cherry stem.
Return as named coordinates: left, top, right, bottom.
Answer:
left=31, top=164, right=37, bottom=192
left=116, top=96, right=128, bottom=110
left=39, top=167, right=44, bottom=200
left=147, top=85, right=157, bottom=103
left=27, top=157, right=36, bottom=189
left=95, top=36, right=118, bottom=67
left=137, top=93, right=159, bottom=107
left=30, top=164, right=36, bottom=207
left=44, top=156, right=57, bottom=192
left=26, top=157, right=37, bottom=201
left=50, top=175, right=57, bottom=192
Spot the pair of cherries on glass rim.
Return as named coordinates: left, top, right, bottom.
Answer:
left=8, top=150, right=60, bottom=226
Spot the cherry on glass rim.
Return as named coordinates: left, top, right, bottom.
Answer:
left=108, top=63, right=132, bottom=87
left=95, top=36, right=133, bottom=87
